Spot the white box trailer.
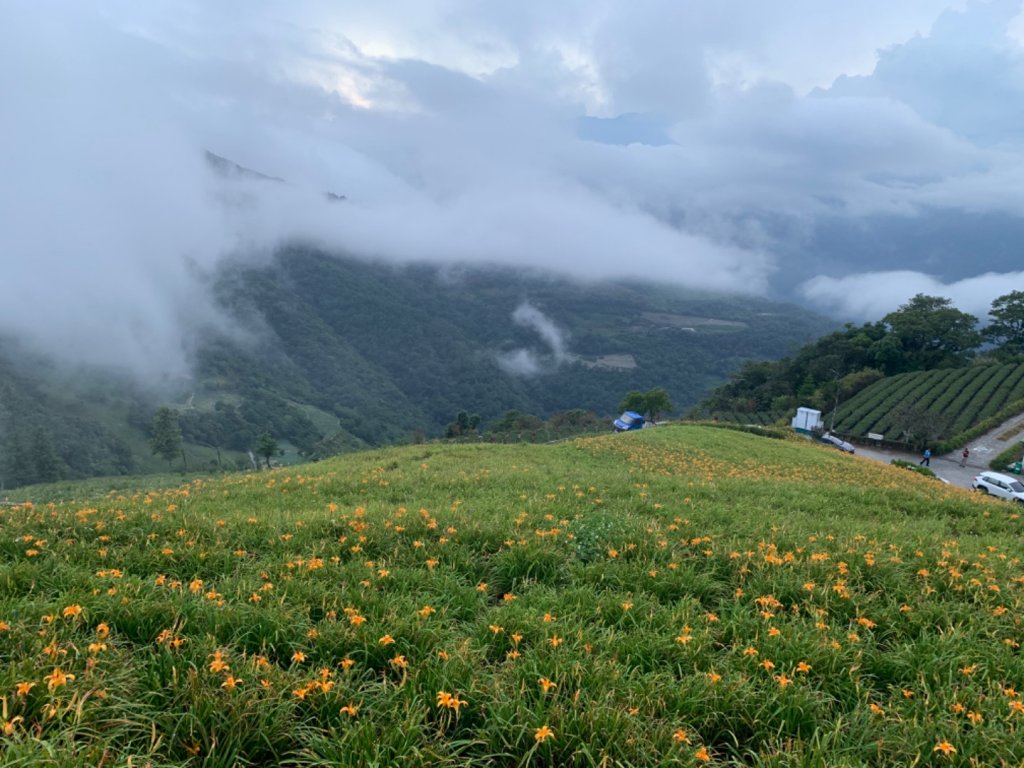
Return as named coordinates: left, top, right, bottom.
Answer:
left=791, top=407, right=823, bottom=434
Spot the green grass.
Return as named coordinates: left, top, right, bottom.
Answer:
left=2, top=426, right=1023, bottom=766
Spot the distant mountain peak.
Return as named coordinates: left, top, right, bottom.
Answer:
left=203, top=150, right=346, bottom=202
left=203, top=150, right=285, bottom=183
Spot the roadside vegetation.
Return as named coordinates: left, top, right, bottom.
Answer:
left=696, top=291, right=1024, bottom=451
left=989, top=441, right=1024, bottom=474
left=2, top=426, right=1023, bottom=766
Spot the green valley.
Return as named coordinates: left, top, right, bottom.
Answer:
left=0, top=250, right=831, bottom=489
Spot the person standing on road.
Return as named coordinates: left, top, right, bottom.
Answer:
left=960, top=447, right=970, bottom=467
left=920, top=448, right=931, bottom=467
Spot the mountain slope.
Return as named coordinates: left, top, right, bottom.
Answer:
left=214, top=248, right=834, bottom=433
left=0, top=250, right=834, bottom=487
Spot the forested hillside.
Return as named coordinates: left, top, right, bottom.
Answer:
left=0, top=249, right=833, bottom=488
left=694, top=292, right=1024, bottom=446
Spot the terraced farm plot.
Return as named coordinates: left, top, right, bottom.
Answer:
left=704, top=410, right=788, bottom=427
left=1, top=427, right=1023, bottom=767
left=834, top=363, right=1024, bottom=442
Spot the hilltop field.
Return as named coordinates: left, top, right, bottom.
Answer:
left=2, top=426, right=1023, bottom=766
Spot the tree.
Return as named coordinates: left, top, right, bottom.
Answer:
left=5, top=434, right=33, bottom=488
left=618, top=389, right=674, bottom=422
left=889, top=402, right=949, bottom=449
left=984, top=290, right=1024, bottom=359
left=617, top=391, right=647, bottom=415
left=486, top=411, right=544, bottom=437
left=150, top=407, right=183, bottom=470
left=882, top=294, right=981, bottom=372
left=256, top=432, right=279, bottom=470
left=30, top=429, right=61, bottom=483
left=641, top=388, right=674, bottom=422
left=547, top=409, right=601, bottom=435
left=445, top=410, right=481, bottom=438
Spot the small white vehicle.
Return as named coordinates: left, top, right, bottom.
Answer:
left=972, top=471, right=1024, bottom=504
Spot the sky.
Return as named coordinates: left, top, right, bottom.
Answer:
left=3, top=0, right=1024, bottom=376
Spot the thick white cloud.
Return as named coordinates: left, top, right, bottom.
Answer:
left=3, top=0, right=1024, bottom=376
left=800, top=270, right=1024, bottom=320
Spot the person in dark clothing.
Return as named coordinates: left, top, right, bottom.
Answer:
left=920, top=448, right=931, bottom=466
left=960, top=447, right=970, bottom=467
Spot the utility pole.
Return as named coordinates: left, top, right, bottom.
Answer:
left=829, top=368, right=842, bottom=434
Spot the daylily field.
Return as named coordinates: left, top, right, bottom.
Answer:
left=2, top=426, right=1023, bottom=766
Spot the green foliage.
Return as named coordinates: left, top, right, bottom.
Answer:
left=0, top=356, right=137, bottom=488
left=445, top=411, right=481, bottom=439
left=255, top=432, right=279, bottom=469
left=1, top=253, right=831, bottom=486
left=4, top=428, right=1024, bottom=766
left=694, top=292, right=1021, bottom=421
left=989, top=441, right=1024, bottom=472
left=448, top=409, right=606, bottom=444
left=617, top=391, right=647, bottom=414
left=485, top=410, right=545, bottom=436
left=150, top=407, right=183, bottom=469
left=618, top=388, right=675, bottom=421
left=222, top=249, right=829, bottom=442
left=885, top=402, right=950, bottom=449
left=933, top=397, right=1024, bottom=455
left=700, top=410, right=789, bottom=427
left=889, top=459, right=937, bottom=478
left=984, top=290, right=1024, bottom=359
left=691, top=420, right=792, bottom=439
left=881, top=294, right=981, bottom=372
left=546, top=409, right=602, bottom=434
left=29, top=428, right=61, bottom=484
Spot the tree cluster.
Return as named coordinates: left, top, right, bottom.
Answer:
left=445, top=411, right=481, bottom=438
left=150, top=407, right=184, bottom=470
left=442, top=409, right=605, bottom=443
left=0, top=375, right=135, bottom=490
left=1, top=429, right=62, bottom=488
left=697, top=291, right=1024, bottom=418
left=617, top=388, right=675, bottom=422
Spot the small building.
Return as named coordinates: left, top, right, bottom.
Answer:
left=791, top=407, right=823, bottom=434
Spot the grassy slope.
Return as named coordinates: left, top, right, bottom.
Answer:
left=2, top=427, right=1023, bottom=766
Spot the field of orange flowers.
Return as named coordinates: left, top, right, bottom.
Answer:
left=1, top=425, right=1023, bottom=766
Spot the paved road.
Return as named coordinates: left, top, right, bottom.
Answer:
left=852, top=410, right=1024, bottom=490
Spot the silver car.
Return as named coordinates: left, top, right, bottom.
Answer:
left=819, top=433, right=855, bottom=454
left=972, top=472, right=1024, bottom=503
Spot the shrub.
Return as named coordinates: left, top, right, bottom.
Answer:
left=988, top=441, right=1024, bottom=472
left=690, top=420, right=792, bottom=440
left=890, top=459, right=937, bottom=479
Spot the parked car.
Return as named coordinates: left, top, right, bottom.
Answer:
left=613, top=411, right=645, bottom=432
left=972, top=471, right=1024, bottom=503
left=819, top=433, right=855, bottom=453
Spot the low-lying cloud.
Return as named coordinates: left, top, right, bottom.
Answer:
left=495, top=302, right=571, bottom=376
left=800, top=270, right=1024, bottom=321
left=513, top=303, right=570, bottom=362
left=3, top=1, right=1024, bottom=377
